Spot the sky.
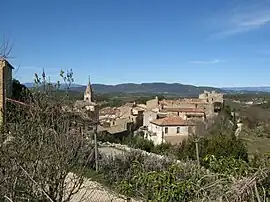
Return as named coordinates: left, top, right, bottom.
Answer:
left=1, top=0, right=270, bottom=87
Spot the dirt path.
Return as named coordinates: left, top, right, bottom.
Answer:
left=67, top=173, right=141, bottom=202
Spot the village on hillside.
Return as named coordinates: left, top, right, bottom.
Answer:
left=0, top=58, right=230, bottom=146
left=1, top=54, right=270, bottom=201
left=73, top=78, right=224, bottom=145
left=2, top=0, right=270, bottom=200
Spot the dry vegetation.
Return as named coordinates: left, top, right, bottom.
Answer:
left=0, top=71, right=97, bottom=201
left=1, top=40, right=269, bottom=201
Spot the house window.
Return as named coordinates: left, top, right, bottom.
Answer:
left=112, top=121, right=115, bottom=125
left=165, top=127, right=168, bottom=134
left=177, top=127, right=180, bottom=133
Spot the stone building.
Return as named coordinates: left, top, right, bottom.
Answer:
left=147, top=116, right=195, bottom=145
left=199, top=90, right=224, bottom=113
left=0, top=58, right=13, bottom=126
left=74, top=78, right=98, bottom=118
left=99, top=102, right=145, bottom=135
left=142, top=91, right=224, bottom=144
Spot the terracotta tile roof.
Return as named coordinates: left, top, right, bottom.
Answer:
left=137, top=104, right=147, bottom=109
left=159, top=99, right=206, bottom=105
left=159, top=100, right=176, bottom=105
left=150, top=116, right=194, bottom=126
left=99, top=107, right=120, bottom=115
left=186, top=113, right=205, bottom=117
left=124, top=102, right=135, bottom=107
left=133, top=106, right=145, bottom=111
left=164, top=108, right=205, bottom=113
left=182, top=98, right=205, bottom=103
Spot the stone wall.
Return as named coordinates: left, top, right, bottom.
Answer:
left=98, top=141, right=197, bottom=167
left=0, top=59, right=12, bottom=126
left=199, top=91, right=224, bottom=104
left=146, top=97, right=158, bottom=110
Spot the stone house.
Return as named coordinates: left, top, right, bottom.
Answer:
left=147, top=116, right=195, bottom=145
left=0, top=58, right=13, bottom=126
left=146, top=96, right=159, bottom=110
left=160, top=107, right=206, bottom=121
left=199, top=90, right=224, bottom=114
left=159, top=98, right=206, bottom=109
left=99, top=102, right=145, bottom=135
left=142, top=91, right=223, bottom=144
left=143, top=91, right=223, bottom=127
left=143, top=108, right=159, bottom=127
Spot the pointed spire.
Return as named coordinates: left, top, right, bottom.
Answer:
left=84, top=76, right=93, bottom=102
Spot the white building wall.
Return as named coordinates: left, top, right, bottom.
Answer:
left=148, top=123, right=189, bottom=145
left=143, top=110, right=157, bottom=127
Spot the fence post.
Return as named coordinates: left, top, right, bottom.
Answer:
left=94, top=123, right=98, bottom=171
left=195, top=139, right=200, bottom=167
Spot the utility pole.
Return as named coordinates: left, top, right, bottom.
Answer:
left=3, top=88, right=7, bottom=132
left=161, top=127, right=164, bottom=144
left=195, top=138, right=200, bottom=167
left=94, top=120, right=98, bottom=172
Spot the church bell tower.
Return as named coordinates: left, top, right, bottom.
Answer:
left=84, top=76, right=94, bottom=102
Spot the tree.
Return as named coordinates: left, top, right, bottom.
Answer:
left=241, top=106, right=270, bottom=128
left=0, top=37, right=13, bottom=59
left=176, top=114, right=249, bottom=164
left=0, top=71, right=95, bottom=201
left=11, top=79, right=32, bottom=101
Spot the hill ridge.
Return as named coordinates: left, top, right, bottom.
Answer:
left=24, top=82, right=224, bottom=96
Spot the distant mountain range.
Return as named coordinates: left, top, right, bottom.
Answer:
left=24, top=82, right=225, bottom=96
left=23, top=82, right=270, bottom=96
left=222, top=87, right=270, bottom=93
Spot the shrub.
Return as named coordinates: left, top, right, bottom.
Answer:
left=97, top=150, right=269, bottom=201
left=123, top=135, right=155, bottom=152
left=176, top=133, right=249, bottom=165
left=0, top=71, right=92, bottom=201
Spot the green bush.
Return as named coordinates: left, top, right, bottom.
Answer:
left=123, top=135, right=155, bottom=152
left=203, top=155, right=253, bottom=176
left=152, top=143, right=173, bottom=155
left=96, top=131, right=122, bottom=143
left=176, top=133, right=249, bottom=164
left=97, top=150, right=269, bottom=201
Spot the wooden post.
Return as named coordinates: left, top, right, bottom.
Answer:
left=94, top=122, right=98, bottom=172
left=195, top=139, right=200, bottom=167
left=161, top=127, right=164, bottom=144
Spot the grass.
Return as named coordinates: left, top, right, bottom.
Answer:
left=79, top=167, right=109, bottom=185
left=241, top=134, right=270, bottom=157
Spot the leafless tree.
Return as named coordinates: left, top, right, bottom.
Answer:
left=0, top=37, right=13, bottom=59
left=0, top=72, right=95, bottom=201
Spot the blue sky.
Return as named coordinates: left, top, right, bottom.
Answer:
left=1, top=0, right=270, bottom=87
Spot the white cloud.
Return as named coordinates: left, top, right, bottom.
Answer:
left=212, top=1, right=270, bottom=38
left=189, top=59, right=222, bottom=64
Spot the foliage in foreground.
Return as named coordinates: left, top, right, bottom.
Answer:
left=97, top=150, right=269, bottom=201
left=0, top=72, right=94, bottom=201
left=94, top=112, right=269, bottom=201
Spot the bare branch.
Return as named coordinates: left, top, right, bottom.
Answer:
left=0, top=36, right=14, bottom=59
